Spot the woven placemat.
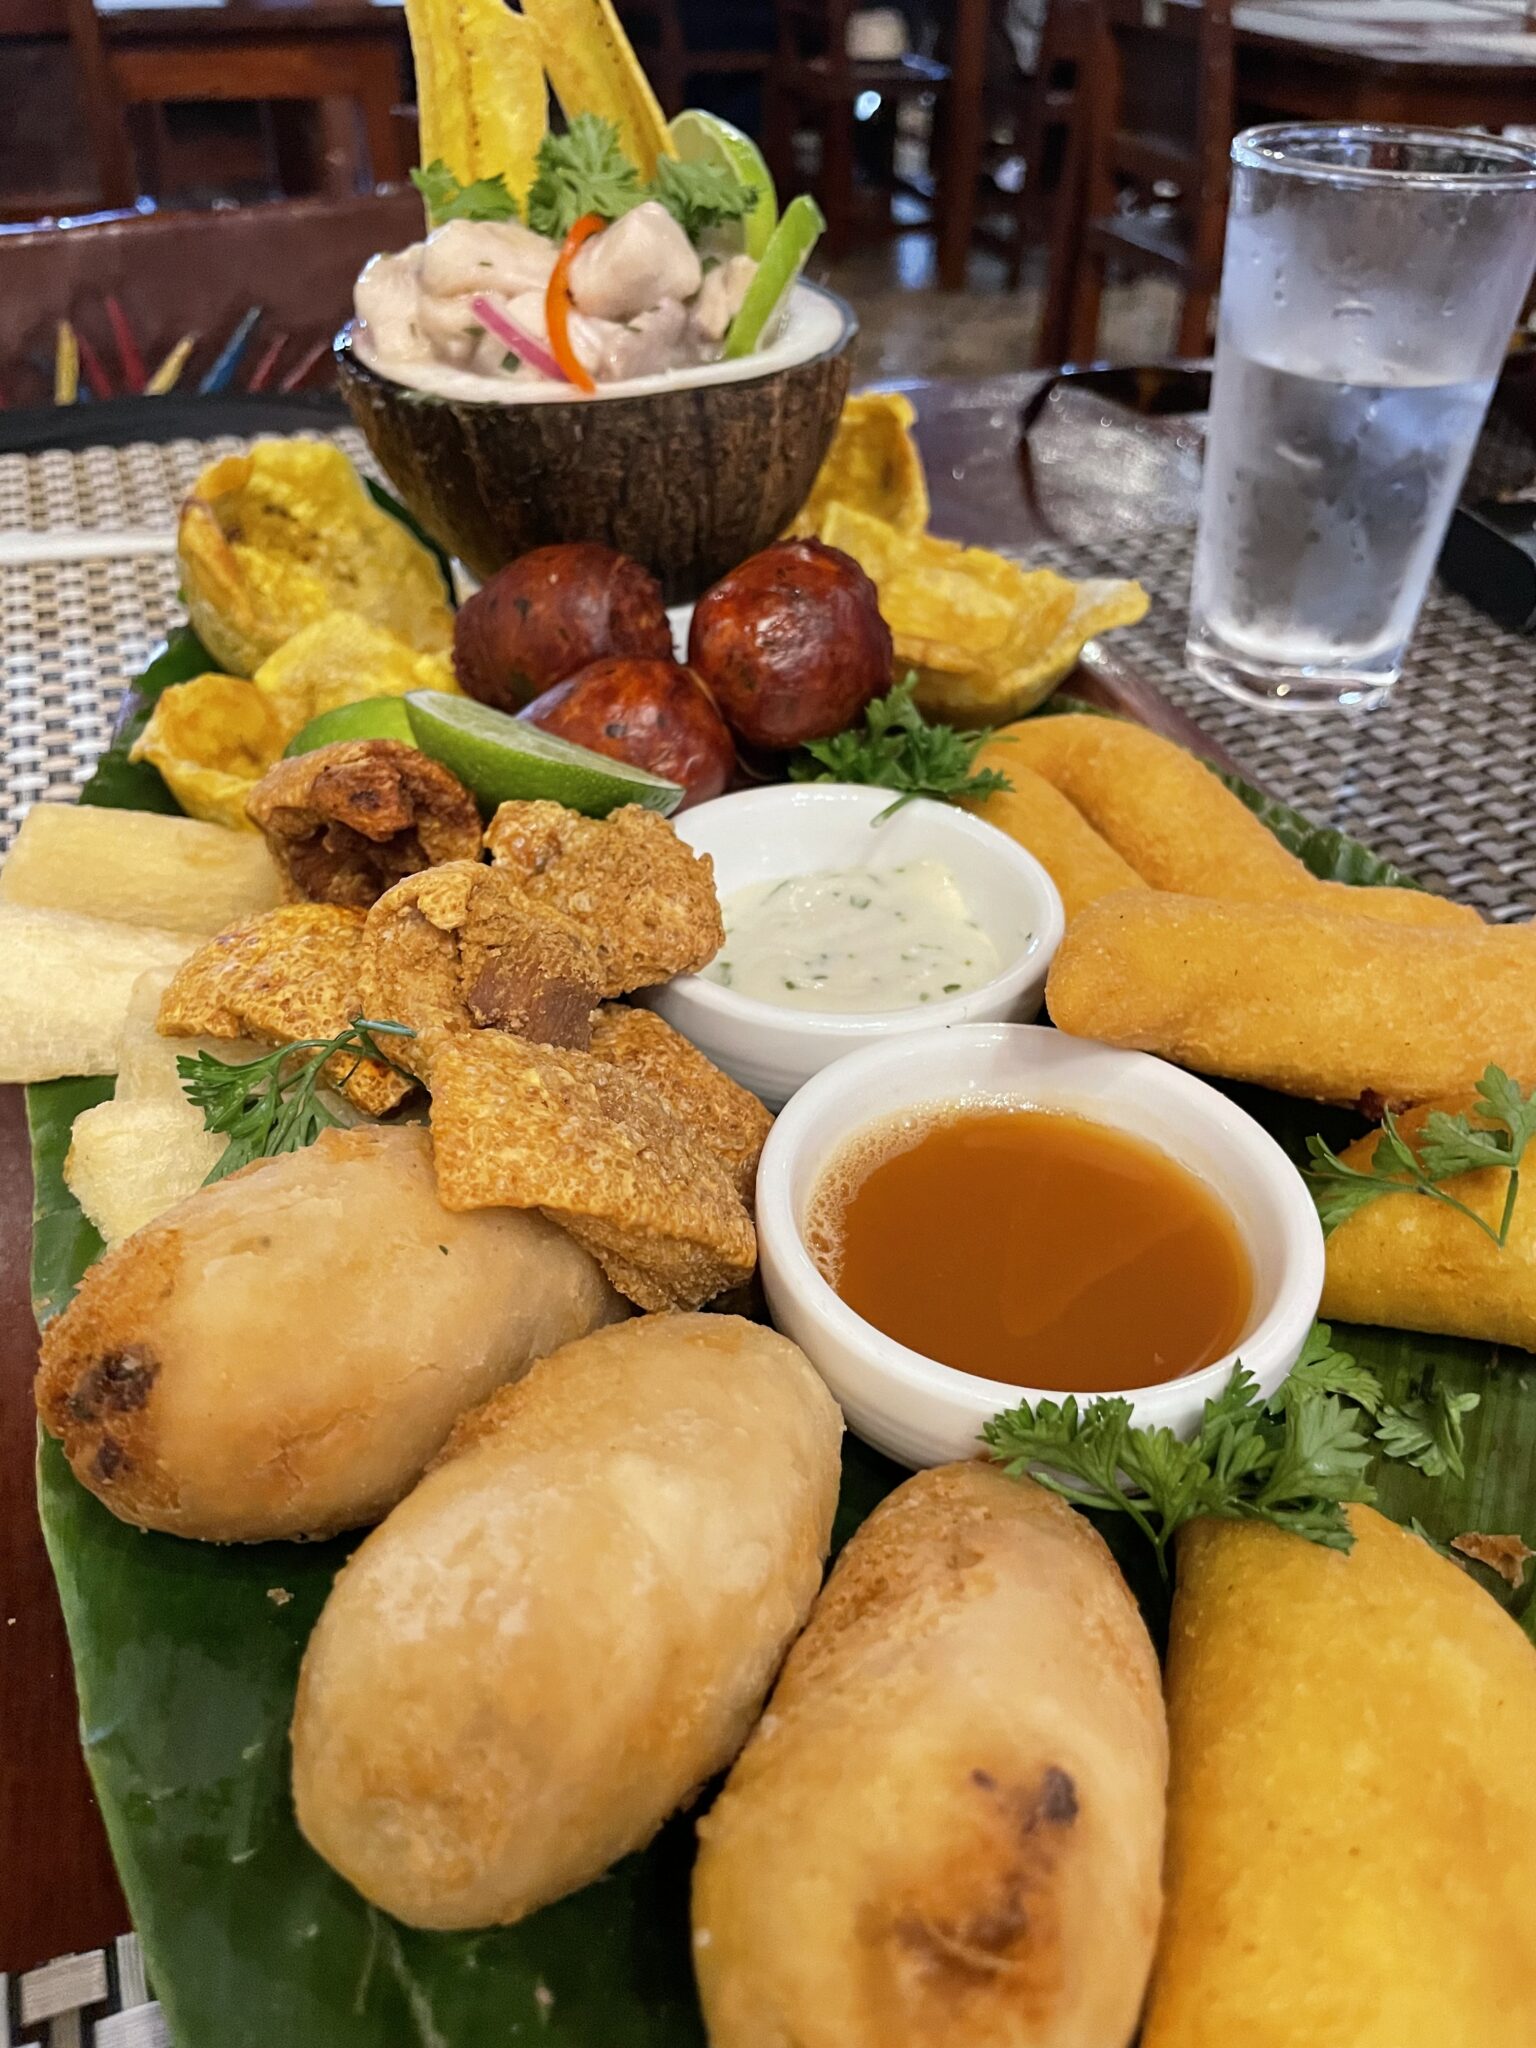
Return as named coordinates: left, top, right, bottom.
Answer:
left=1, top=429, right=1531, bottom=920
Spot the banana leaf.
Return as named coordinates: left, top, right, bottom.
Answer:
left=28, top=652, right=1536, bottom=2044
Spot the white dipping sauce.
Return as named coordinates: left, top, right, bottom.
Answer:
left=704, top=861, right=999, bottom=1013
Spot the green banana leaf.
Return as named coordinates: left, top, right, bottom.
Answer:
left=28, top=652, right=1536, bottom=2044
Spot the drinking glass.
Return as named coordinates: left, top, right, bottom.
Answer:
left=1186, top=124, right=1536, bottom=712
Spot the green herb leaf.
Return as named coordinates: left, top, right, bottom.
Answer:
left=650, top=155, right=756, bottom=240
left=790, top=675, right=1013, bottom=818
left=1375, top=1387, right=1480, bottom=1480
left=1304, top=1066, right=1536, bottom=1249
left=178, top=1020, right=416, bottom=1182
left=410, top=160, right=520, bottom=228
left=980, top=1325, right=1478, bottom=1578
left=526, top=114, right=645, bottom=240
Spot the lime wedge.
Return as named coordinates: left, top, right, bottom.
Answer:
left=404, top=692, right=683, bottom=818
left=723, top=194, right=825, bottom=359
left=283, top=696, right=416, bottom=757
left=668, top=107, right=778, bottom=259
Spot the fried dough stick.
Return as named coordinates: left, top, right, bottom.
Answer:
left=693, top=1464, right=1167, bottom=2048
left=996, top=715, right=1478, bottom=927
left=1047, top=891, right=1536, bottom=1106
left=1143, top=1510, right=1536, bottom=2048
left=965, top=748, right=1147, bottom=920
left=1320, top=1097, right=1536, bottom=1349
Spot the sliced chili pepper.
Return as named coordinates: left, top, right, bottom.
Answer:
left=545, top=212, right=606, bottom=396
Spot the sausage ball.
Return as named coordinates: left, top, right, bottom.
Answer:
left=688, top=540, right=893, bottom=751
left=521, top=657, right=735, bottom=808
left=454, top=543, right=673, bottom=712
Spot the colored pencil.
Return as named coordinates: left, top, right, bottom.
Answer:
left=146, top=334, right=197, bottom=396
left=246, top=329, right=290, bottom=393
left=198, top=306, right=262, bottom=396
left=54, top=322, right=80, bottom=405
left=277, top=334, right=331, bottom=392
left=105, top=296, right=146, bottom=393
left=76, top=330, right=114, bottom=402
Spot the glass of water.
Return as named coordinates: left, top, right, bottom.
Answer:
left=1187, top=125, right=1536, bottom=712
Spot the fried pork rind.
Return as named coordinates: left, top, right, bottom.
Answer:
left=589, top=1004, right=771, bottom=1204
left=246, top=739, right=482, bottom=908
left=361, top=863, right=601, bottom=1071
left=130, top=673, right=287, bottom=830
left=158, top=903, right=414, bottom=1115
left=485, top=800, right=724, bottom=995
left=811, top=501, right=1148, bottom=727
left=789, top=392, right=931, bottom=538
left=178, top=441, right=453, bottom=677
left=430, top=1031, right=756, bottom=1311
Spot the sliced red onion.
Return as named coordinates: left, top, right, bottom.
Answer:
left=470, top=294, right=568, bottom=384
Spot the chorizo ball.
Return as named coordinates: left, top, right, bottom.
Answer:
left=453, top=543, right=673, bottom=713
left=521, top=657, right=734, bottom=809
left=687, top=540, right=893, bottom=752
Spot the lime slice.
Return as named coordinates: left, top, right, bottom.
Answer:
left=283, top=696, right=416, bottom=757
left=723, top=194, right=825, bottom=360
left=668, top=107, right=777, bottom=260
left=404, top=692, right=683, bottom=818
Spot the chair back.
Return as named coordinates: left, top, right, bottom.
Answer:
left=613, top=0, right=686, bottom=115
left=1087, top=0, right=1234, bottom=253
left=775, top=0, right=854, bottom=88
left=0, top=188, right=421, bottom=407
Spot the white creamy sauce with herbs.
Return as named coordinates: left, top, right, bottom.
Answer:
left=705, top=861, right=999, bottom=1013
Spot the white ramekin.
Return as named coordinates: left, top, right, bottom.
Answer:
left=755, top=1022, right=1326, bottom=1467
left=645, top=785, right=1065, bottom=1109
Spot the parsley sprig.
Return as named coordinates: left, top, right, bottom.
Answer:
left=411, top=162, right=521, bottom=228
left=178, top=1019, right=415, bottom=1183
left=1306, top=1065, right=1536, bottom=1248
left=526, top=114, right=754, bottom=241
left=982, top=1323, right=1477, bottom=1578
left=791, top=676, right=1013, bottom=820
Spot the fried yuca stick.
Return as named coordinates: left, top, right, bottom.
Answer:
left=692, top=1464, right=1167, bottom=2048
left=996, top=715, right=1477, bottom=927
left=1142, top=1509, right=1536, bottom=2048
left=1320, top=1099, right=1536, bottom=1348
left=1047, top=891, right=1536, bottom=1106
left=966, top=747, right=1147, bottom=920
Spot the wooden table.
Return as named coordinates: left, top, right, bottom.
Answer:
left=0, top=376, right=1223, bottom=1981
left=934, top=0, right=1536, bottom=292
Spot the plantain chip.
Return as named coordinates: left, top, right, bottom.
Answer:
left=520, top=0, right=669, bottom=177
left=409, top=0, right=547, bottom=201
left=791, top=391, right=930, bottom=537
left=251, top=612, right=460, bottom=735
left=177, top=440, right=454, bottom=677
left=913, top=576, right=1151, bottom=728
left=130, top=674, right=286, bottom=831
left=132, top=617, right=460, bottom=832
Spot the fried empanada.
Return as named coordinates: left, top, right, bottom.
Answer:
left=485, top=799, right=723, bottom=995
left=361, top=862, right=600, bottom=1070
left=588, top=1003, right=771, bottom=1205
left=246, top=739, right=482, bottom=908
left=429, top=1029, right=755, bottom=1310
left=157, top=903, right=413, bottom=1115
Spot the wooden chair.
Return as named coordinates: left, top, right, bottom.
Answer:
left=968, top=0, right=1094, bottom=354
left=615, top=0, right=773, bottom=121
left=0, top=187, right=421, bottom=406
left=59, top=0, right=411, bottom=212
left=1049, top=0, right=1234, bottom=361
left=763, top=0, right=949, bottom=261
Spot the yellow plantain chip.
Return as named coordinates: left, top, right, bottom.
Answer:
left=251, top=612, right=459, bottom=736
left=791, top=392, right=930, bottom=537
left=177, top=440, right=454, bottom=677
left=458, top=0, right=547, bottom=198
left=520, top=0, right=669, bottom=177
left=130, top=674, right=286, bottom=831
left=913, top=576, right=1150, bottom=728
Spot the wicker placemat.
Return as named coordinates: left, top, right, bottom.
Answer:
left=1, top=431, right=1531, bottom=920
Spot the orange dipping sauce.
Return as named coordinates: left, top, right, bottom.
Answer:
left=807, top=1105, right=1251, bottom=1394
